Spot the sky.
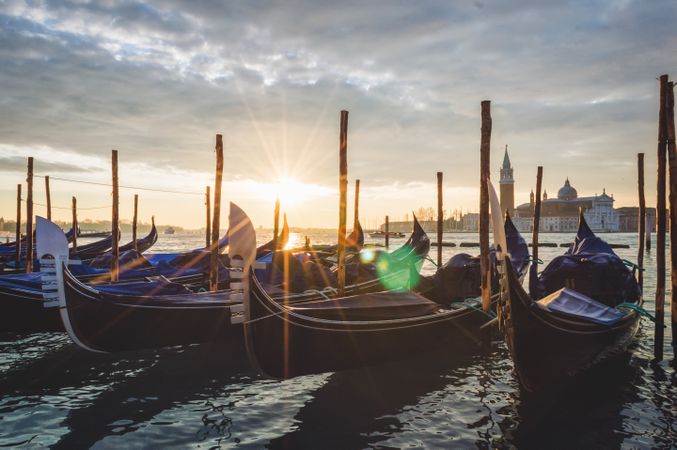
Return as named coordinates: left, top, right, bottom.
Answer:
left=0, top=0, right=676, bottom=229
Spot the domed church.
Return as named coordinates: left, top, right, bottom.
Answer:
left=497, top=148, right=620, bottom=232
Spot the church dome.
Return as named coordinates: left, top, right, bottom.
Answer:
left=557, top=178, right=577, bottom=200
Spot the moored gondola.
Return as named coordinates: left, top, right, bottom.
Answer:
left=232, top=203, right=525, bottom=379
left=47, top=210, right=430, bottom=352
left=498, top=213, right=642, bottom=393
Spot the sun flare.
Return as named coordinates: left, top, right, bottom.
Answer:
left=275, top=177, right=313, bottom=205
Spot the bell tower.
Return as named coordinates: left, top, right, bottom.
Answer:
left=499, top=145, right=515, bottom=215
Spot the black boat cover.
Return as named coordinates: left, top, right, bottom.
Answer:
left=535, top=287, right=627, bottom=326
left=531, top=219, right=640, bottom=307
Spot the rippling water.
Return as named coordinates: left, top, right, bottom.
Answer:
left=1, top=231, right=674, bottom=449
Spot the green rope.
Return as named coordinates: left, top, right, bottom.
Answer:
left=425, top=256, right=439, bottom=268
left=622, top=259, right=645, bottom=272
left=616, top=302, right=663, bottom=325
left=529, top=256, right=544, bottom=264
left=451, top=297, right=496, bottom=318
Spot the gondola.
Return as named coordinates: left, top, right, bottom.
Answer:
left=234, top=202, right=529, bottom=379
left=0, top=223, right=221, bottom=333
left=498, top=212, right=642, bottom=393
left=48, top=210, right=430, bottom=352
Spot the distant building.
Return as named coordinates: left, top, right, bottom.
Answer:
left=512, top=178, right=620, bottom=232
left=616, top=207, right=657, bottom=232
left=499, top=145, right=515, bottom=216
left=463, top=213, right=479, bottom=232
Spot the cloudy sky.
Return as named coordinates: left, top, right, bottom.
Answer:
left=0, top=0, right=675, bottom=229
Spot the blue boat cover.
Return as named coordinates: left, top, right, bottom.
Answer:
left=534, top=287, right=628, bottom=326
left=531, top=218, right=640, bottom=307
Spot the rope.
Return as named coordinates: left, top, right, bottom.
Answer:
left=424, top=256, right=439, bottom=267
left=451, top=297, right=496, bottom=318
left=616, top=302, right=662, bottom=325
left=34, top=175, right=204, bottom=196
left=18, top=198, right=110, bottom=210
left=529, top=256, right=544, bottom=264
left=622, top=259, right=644, bottom=272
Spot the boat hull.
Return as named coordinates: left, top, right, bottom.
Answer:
left=503, top=260, right=640, bottom=393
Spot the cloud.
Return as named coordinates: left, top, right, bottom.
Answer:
left=0, top=0, right=675, bottom=226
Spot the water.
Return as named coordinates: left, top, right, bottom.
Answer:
left=1, top=232, right=674, bottom=449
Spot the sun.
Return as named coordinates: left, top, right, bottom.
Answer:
left=275, top=177, right=311, bottom=204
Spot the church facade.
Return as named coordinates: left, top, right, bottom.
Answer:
left=499, top=149, right=620, bottom=232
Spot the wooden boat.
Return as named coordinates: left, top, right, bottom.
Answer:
left=48, top=210, right=430, bottom=352
left=234, top=202, right=529, bottom=379
left=498, top=214, right=642, bottom=393
left=369, top=230, right=405, bottom=238
left=1, top=222, right=224, bottom=333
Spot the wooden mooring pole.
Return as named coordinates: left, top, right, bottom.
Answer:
left=45, top=176, right=51, bottom=221
left=210, top=135, right=224, bottom=292
left=385, top=215, right=390, bottom=249
left=637, top=153, right=645, bottom=289
left=532, top=166, right=544, bottom=280
left=479, top=101, right=491, bottom=312
left=655, top=74, right=668, bottom=360
left=273, top=194, right=280, bottom=251
left=71, top=197, right=78, bottom=252
left=665, top=79, right=677, bottom=350
left=354, top=179, right=360, bottom=232
left=205, top=186, right=211, bottom=248
left=15, top=184, right=21, bottom=267
left=437, top=171, right=443, bottom=267
left=132, top=194, right=138, bottom=251
left=646, top=216, right=652, bottom=251
left=111, top=150, right=120, bottom=281
left=25, top=157, right=34, bottom=273
left=337, top=110, right=349, bottom=296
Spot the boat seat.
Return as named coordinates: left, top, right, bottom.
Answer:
left=288, top=291, right=442, bottom=321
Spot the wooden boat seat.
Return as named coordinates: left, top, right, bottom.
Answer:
left=287, top=291, right=442, bottom=321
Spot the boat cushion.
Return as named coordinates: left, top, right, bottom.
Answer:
left=289, top=291, right=441, bottom=321
left=534, top=287, right=628, bottom=326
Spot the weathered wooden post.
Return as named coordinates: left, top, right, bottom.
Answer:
left=532, top=167, right=543, bottom=278
left=665, top=79, right=677, bottom=350
left=385, top=215, right=390, bottom=249
left=205, top=186, right=211, bottom=248
left=45, top=176, right=51, bottom=221
left=436, top=172, right=444, bottom=266
left=272, top=194, right=280, bottom=251
left=25, top=157, right=34, bottom=273
left=529, top=166, right=543, bottom=284
left=210, top=135, right=224, bottom=291
left=111, top=150, right=120, bottom=281
left=337, top=110, right=349, bottom=296
left=15, top=184, right=21, bottom=267
left=71, top=197, right=78, bottom=252
left=132, top=194, right=138, bottom=251
left=353, top=179, right=360, bottom=233
left=646, top=216, right=652, bottom=250
left=655, top=74, right=668, bottom=360
left=638, top=153, right=645, bottom=289
left=479, top=101, right=492, bottom=312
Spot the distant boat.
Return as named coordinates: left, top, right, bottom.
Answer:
left=369, top=230, right=405, bottom=238
left=164, top=227, right=175, bottom=235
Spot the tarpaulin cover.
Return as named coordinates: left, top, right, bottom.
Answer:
left=534, top=287, right=628, bottom=326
